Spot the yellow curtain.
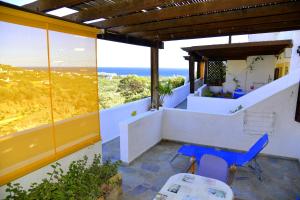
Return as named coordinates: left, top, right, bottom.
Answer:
left=0, top=5, right=101, bottom=185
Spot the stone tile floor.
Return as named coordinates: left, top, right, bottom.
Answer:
left=103, top=137, right=300, bottom=200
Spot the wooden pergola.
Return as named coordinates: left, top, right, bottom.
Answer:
left=2, top=0, right=300, bottom=108
left=182, top=40, right=293, bottom=93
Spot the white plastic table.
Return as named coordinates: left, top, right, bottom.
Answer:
left=154, top=173, right=234, bottom=200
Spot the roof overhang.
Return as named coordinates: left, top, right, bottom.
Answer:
left=182, top=40, right=293, bottom=60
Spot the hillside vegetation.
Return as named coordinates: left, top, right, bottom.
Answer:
left=0, top=64, right=185, bottom=135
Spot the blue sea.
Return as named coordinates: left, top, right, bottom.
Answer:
left=98, top=67, right=188, bottom=77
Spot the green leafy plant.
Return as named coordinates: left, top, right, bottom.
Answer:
left=5, top=154, right=121, bottom=200
left=202, top=88, right=214, bottom=97
left=168, top=76, right=185, bottom=89
left=158, top=80, right=173, bottom=106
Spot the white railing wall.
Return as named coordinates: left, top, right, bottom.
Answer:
left=100, top=98, right=151, bottom=143
left=187, top=69, right=300, bottom=114
left=120, top=82, right=300, bottom=163
left=163, top=78, right=202, bottom=108
left=119, top=110, right=163, bottom=164
left=101, top=79, right=202, bottom=143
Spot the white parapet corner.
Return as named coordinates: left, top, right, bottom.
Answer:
left=119, top=110, right=163, bottom=164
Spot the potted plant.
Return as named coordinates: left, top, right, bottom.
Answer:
left=158, top=80, right=173, bottom=106
left=5, top=155, right=122, bottom=200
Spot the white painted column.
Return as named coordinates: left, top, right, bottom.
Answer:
left=290, top=31, right=300, bottom=71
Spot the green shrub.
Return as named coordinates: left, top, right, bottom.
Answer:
left=117, top=75, right=150, bottom=103
left=202, top=88, right=214, bottom=97
left=168, top=77, right=185, bottom=89
left=158, top=80, right=173, bottom=106
left=5, top=155, right=121, bottom=200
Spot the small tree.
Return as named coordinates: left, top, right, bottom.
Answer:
left=158, top=80, right=173, bottom=106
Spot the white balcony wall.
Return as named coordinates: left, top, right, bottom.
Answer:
left=163, top=79, right=201, bottom=108
left=163, top=83, right=190, bottom=108
left=181, top=83, right=298, bottom=158
left=101, top=79, right=201, bottom=143
left=187, top=95, right=237, bottom=114
left=100, top=97, right=151, bottom=143
left=165, top=81, right=300, bottom=159
left=290, top=30, right=300, bottom=72
left=120, top=110, right=163, bottom=163
left=187, top=68, right=300, bottom=114
left=121, top=81, right=300, bottom=163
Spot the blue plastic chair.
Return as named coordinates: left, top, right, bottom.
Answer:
left=171, top=133, right=269, bottom=180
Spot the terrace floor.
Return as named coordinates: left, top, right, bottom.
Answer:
left=103, top=137, right=300, bottom=200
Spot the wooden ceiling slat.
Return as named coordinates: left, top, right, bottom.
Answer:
left=93, top=0, right=291, bottom=29
left=23, top=0, right=87, bottom=12
left=151, top=20, right=300, bottom=41
left=111, top=2, right=300, bottom=34
left=64, top=0, right=186, bottom=22
left=130, top=12, right=300, bottom=38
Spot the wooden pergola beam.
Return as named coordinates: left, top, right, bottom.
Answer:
left=94, top=0, right=291, bottom=29
left=111, top=2, right=300, bottom=34
left=97, top=32, right=164, bottom=49
left=23, top=0, right=85, bottom=12
left=131, top=12, right=300, bottom=39
left=154, top=20, right=300, bottom=41
left=189, top=55, right=195, bottom=93
left=151, top=47, right=159, bottom=109
left=64, top=0, right=185, bottom=22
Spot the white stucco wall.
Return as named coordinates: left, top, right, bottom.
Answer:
left=163, top=83, right=300, bottom=159
left=120, top=82, right=300, bottom=162
left=163, top=83, right=190, bottom=108
left=290, top=31, right=300, bottom=72
left=119, top=110, right=163, bottom=164
left=0, top=141, right=102, bottom=199
left=248, top=30, right=300, bottom=72
left=187, top=68, right=300, bottom=114
left=163, top=79, right=202, bottom=108
left=187, top=95, right=236, bottom=114
left=224, top=56, right=277, bottom=93
left=101, top=79, right=202, bottom=143
left=100, top=97, right=151, bottom=143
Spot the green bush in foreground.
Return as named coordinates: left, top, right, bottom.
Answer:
left=5, top=155, right=121, bottom=200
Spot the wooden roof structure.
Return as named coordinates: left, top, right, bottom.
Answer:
left=182, top=40, right=293, bottom=60
left=2, top=0, right=299, bottom=49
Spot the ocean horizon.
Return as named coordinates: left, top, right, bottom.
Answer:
left=98, top=67, right=188, bottom=77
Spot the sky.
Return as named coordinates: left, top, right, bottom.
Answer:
left=2, top=0, right=249, bottom=69
left=97, top=35, right=249, bottom=69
